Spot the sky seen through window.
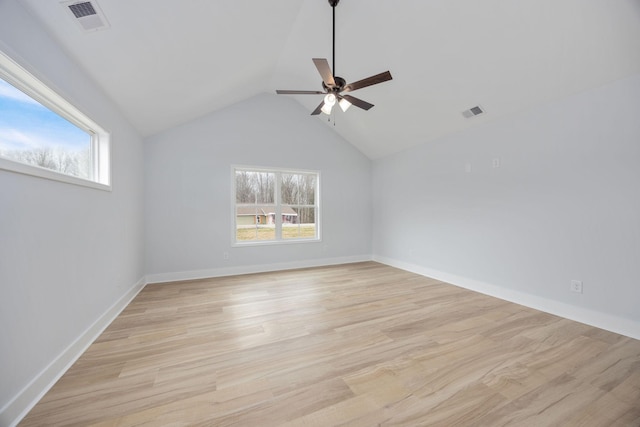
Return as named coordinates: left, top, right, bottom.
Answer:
left=0, top=78, right=89, bottom=154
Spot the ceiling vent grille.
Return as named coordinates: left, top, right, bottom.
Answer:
left=462, top=105, right=485, bottom=118
left=61, top=0, right=110, bottom=32
left=68, top=2, right=96, bottom=18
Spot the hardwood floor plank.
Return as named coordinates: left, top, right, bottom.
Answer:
left=19, top=262, right=640, bottom=426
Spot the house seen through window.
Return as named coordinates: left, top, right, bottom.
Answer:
left=234, top=167, right=319, bottom=244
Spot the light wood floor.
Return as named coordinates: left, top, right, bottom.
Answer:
left=21, top=262, right=640, bottom=426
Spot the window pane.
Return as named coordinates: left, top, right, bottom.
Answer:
left=235, top=171, right=275, bottom=204
left=281, top=173, right=298, bottom=205
left=303, top=175, right=316, bottom=205
left=283, top=207, right=316, bottom=239
left=281, top=173, right=316, bottom=205
left=236, top=205, right=276, bottom=241
left=0, top=78, right=92, bottom=179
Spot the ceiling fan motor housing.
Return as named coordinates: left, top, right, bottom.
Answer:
left=323, top=76, right=346, bottom=93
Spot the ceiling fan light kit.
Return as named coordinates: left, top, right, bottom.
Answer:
left=338, top=97, right=351, bottom=112
left=276, top=0, right=392, bottom=116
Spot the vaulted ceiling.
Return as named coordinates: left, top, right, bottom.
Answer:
left=18, top=0, right=640, bottom=158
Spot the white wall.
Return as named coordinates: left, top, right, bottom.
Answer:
left=144, top=94, right=372, bottom=281
left=373, top=74, right=640, bottom=338
left=0, top=1, right=145, bottom=424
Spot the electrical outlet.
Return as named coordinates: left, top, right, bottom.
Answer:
left=223, top=251, right=229, bottom=261
left=570, top=280, right=583, bottom=294
left=492, top=157, right=501, bottom=168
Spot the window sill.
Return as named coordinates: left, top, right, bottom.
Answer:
left=0, top=157, right=111, bottom=191
left=232, top=238, right=321, bottom=248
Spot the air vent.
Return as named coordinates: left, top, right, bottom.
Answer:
left=61, top=0, right=110, bottom=32
left=462, top=105, right=485, bottom=118
left=68, top=2, right=96, bottom=18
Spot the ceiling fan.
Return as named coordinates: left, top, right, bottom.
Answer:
left=276, top=0, right=392, bottom=115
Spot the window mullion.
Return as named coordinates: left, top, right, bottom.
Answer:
left=275, top=172, right=282, bottom=240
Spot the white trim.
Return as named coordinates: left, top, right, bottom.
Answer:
left=0, top=277, right=147, bottom=427
left=145, top=255, right=372, bottom=284
left=0, top=157, right=111, bottom=191
left=373, top=255, right=640, bottom=341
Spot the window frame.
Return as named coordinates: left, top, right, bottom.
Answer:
left=232, top=165, right=321, bottom=246
left=0, top=48, right=111, bottom=190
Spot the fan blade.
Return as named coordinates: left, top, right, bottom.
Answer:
left=343, top=71, right=392, bottom=93
left=340, top=94, right=374, bottom=111
left=276, top=90, right=325, bottom=95
left=310, top=100, right=324, bottom=115
left=312, top=58, right=336, bottom=87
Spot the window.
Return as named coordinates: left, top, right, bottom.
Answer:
left=234, top=166, right=320, bottom=244
left=0, top=49, right=110, bottom=189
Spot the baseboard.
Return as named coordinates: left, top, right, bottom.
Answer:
left=373, top=255, right=640, bottom=341
left=0, top=276, right=147, bottom=427
left=145, top=255, right=373, bottom=284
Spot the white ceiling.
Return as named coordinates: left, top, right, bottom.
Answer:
left=18, top=0, right=640, bottom=159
